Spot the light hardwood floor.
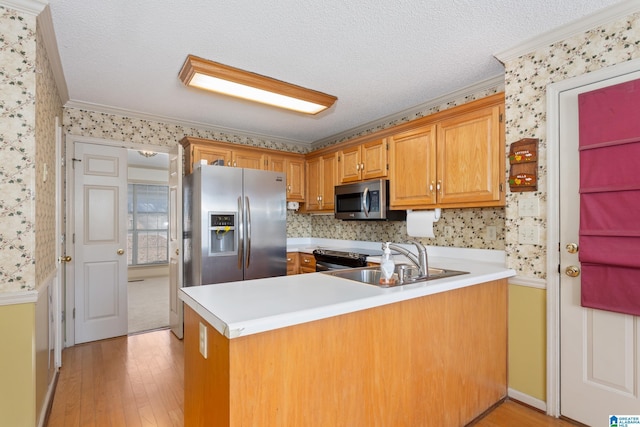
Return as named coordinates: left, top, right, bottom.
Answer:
left=47, top=329, right=578, bottom=426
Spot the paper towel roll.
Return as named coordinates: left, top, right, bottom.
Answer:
left=406, top=209, right=440, bottom=238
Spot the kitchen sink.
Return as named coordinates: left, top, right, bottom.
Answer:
left=322, top=264, right=468, bottom=287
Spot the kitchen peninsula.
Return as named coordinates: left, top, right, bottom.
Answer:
left=179, top=242, right=515, bottom=426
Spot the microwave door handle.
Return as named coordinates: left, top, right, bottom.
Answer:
left=362, top=187, right=370, bottom=217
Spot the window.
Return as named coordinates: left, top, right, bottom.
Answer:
left=127, top=184, right=169, bottom=265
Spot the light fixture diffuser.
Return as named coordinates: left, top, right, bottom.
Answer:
left=179, top=55, right=337, bottom=114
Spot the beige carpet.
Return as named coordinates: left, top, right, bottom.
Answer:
left=128, top=276, right=169, bottom=334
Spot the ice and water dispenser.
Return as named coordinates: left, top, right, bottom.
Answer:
left=208, top=212, right=236, bottom=255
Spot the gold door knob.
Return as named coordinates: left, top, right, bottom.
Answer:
left=59, top=255, right=72, bottom=263
left=117, top=249, right=124, bottom=255
left=566, top=243, right=579, bottom=254
left=565, top=266, right=580, bottom=277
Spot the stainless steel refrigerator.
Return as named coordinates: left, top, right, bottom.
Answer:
left=183, top=164, right=287, bottom=286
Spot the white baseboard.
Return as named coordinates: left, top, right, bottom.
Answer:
left=508, top=388, right=547, bottom=413
left=38, top=369, right=59, bottom=427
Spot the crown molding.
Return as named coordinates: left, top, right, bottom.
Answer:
left=310, top=73, right=504, bottom=149
left=64, top=99, right=313, bottom=149
left=0, top=0, right=47, bottom=15
left=37, top=5, right=69, bottom=103
left=494, top=0, right=640, bottom=63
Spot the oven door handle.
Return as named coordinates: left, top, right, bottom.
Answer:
left=362, top=186, right=370, bottom=217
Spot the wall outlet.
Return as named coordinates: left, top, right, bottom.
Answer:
left=518, top=225, right=539, bottom=245
left=445, top=226, right=453, bottom=238
left=519, top=198, right=539, bottom=217
left=199, top=322, right=208, bottom=359
left=486, top=225, right=497, bottom=241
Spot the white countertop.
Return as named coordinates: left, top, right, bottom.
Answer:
left=179, top=240, right=515, bottom=339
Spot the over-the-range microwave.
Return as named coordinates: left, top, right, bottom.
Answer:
left=334, top=179, right=406, bottom=220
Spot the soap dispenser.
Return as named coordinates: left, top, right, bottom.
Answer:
left=379, top=242, right=396, bottom=285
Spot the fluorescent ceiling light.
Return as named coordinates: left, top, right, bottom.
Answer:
left=179, top=55, right=337, bottom=115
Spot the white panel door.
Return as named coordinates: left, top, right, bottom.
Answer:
left=74, top=142, right=128, bottom=343
left=168, top=143, right=183, bottom=338
left=559, top=70, right=640, bottom=424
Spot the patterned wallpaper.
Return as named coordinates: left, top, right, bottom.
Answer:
left=0, top=7, right=37, bottom=292
left=63, top=108, right=307, bottom=154
left=35, top=21, right=63, bottom=288
left=503, top=11, right=640, bottom=279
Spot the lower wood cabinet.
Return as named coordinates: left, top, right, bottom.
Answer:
left=286, top=252, right=316, bottom=275
left=183, top=279, right=507, bottom=426
left=299, top=253, right=316, bottom=274
left=286, top=252, right=299, bottom=275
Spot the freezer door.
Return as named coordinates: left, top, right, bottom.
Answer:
left=242, top=168, right=287, bottom=280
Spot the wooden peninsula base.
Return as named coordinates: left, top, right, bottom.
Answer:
left=184, top=279, right=507, bottom=426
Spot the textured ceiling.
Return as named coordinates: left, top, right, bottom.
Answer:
left=48, top=0, right=624, bottom=145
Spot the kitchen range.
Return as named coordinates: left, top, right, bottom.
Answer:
left=312, top=247, right=383, bottom=271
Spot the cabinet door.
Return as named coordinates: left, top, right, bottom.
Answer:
left=436, top=105, right=503, bottom=205
left=233, top=148, right=265, bottom=169
left=192, top=146, right=232, bottom=169
left=268, top=155, right=286, bottom=173
left=389, top=126, right=437, bottom=208
left=286, top=252, right=299, bottom=275
left=305, top=156, right=322, bottom=211
left=338, top=145, right=361, bottom=183
left=320, top=153, right=338, bottom=211
left=361, top=139, right=388, bottom=180
left=286, top=158, right=305, bottom=201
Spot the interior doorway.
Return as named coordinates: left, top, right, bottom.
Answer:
left=126, top=149, right=171, bottom=334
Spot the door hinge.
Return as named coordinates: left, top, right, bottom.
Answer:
left=558, top=264, right=561, bottom=274
left=499, top=183, right=504, bottom=192
left=386, top=142, right=389, bottom=150
left=61, top=310, right=65, bottom=323
left=73, top=308, right=76, bottom=319
left=72, top=233, right=75, bottom=244
left=386, top=164, right=389, bottom=170
left=337, top=156, right=341, bottom=162
left=500, top=113, right=504, bottom=123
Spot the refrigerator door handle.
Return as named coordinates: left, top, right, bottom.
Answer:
left=245, top=196, right=251, bottom=269
left=237, top=196, right=244, bottom=270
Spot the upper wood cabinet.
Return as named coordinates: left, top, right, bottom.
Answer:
left=269, top=154, right=305, bottom=202
left=180, top=137, right=305, bottom=201
left=389, top=98, right=505, bottom=209
left=435, top=104, right=504, bottom=207
left=389, top=125, right=437, bottom=207
left=338, top=139, right=388, bottom=183
left=305, top=152, right=338, bottom=212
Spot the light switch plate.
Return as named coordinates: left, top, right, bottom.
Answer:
left=486, top=226, right=497, bottom=241
left=199, top=322, right=208, bottom=359
left=519, top=198, right=539, bottom=217
left=518, top=225, right=539, bottom=245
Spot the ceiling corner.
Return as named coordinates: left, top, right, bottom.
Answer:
left=494, top=0, right=640, bottom=63
left=0, top=0, right=47, bottom=15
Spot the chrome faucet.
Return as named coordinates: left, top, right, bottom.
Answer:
left=385, top=240, right=429, bottom=277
